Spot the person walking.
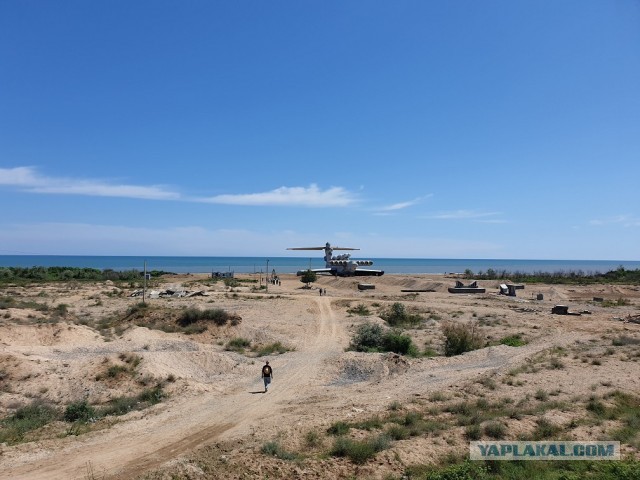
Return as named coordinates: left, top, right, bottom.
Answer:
left=261, top=360, right=273, bottom=392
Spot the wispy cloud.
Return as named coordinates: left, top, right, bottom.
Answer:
left=475, top=219, right=507, bottom=224
left=198, top=184, right=357, bottom=207
left=377, top=195, right=432, bottom=212
left=0, top=167, right=357, bottom=207
left=424, top=210, right=502, bottom=220
left=589, top=214, right=640, bottom=227
left=0, top=166, right=180, bottom=200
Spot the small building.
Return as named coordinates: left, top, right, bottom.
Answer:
left=212, top=271, right=234, bottom=279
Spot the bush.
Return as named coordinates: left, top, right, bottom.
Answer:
left=531, top=418, right=562, bottom=440
left=382, top=331, right=419, bottom=356
left=137, top=386, right=165, bottom=405
left=226, top=337, right=251, bottom=352
left=465, top=423, right=483, bottom=440
left=327, top=421, right=351, bottom=436
left=177, top=308, right=232, bottom=327
left=255, top=341, right=292, bottom=356
left=535, top=389, right=549, bottom=401
left=349, top=323, right=385, bottom=352
left=64, top=401, right=96, bottom=423
left=499, top=335, right=527, bottom=347
left=300, top=269, right=317, bottom=287
left=100, top=396, right=138, bottom=416
left=261, top=441, right=298, bottom=460
left=349, top=322, right=418, bottom=356
left=386, top=424, right=410, bottom=440
left=330, top=434, right=390, bottom=464
left=0, top=402, right=59, bottom=444
left=347, top=304, right=371, bottom=316
left=382, top=302, right=423, bottom=327
left=304, top=430, right=322, bottom=448
left=442, top=322, right=483, bottom=356
left=484, top=421, right=506, bottom=439
left=612, top=336, right=640, bottom=346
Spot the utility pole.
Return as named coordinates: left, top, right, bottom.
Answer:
left=266, top=259, right=269, bottom=293
left=143, top=260, right=147, bottom=304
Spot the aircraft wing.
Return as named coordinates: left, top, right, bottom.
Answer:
left=295, top=268, right=334, bottom=276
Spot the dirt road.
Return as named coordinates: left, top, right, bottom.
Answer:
left=1, top=296, right=344, bottom=480
left=2, top=276, right=632, bottom=480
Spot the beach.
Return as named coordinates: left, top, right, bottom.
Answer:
left=1, top=273, right=639, bottom=479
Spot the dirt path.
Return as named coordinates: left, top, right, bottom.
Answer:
left=0, top=290, right=601, bottom=480
left=1, top=296, right=343, bottom=480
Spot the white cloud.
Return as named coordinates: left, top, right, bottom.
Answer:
left=377, top=195, right=432, bottom=212
left=424, top=210, right=502, bottom=220
left=0, top=167, right=358, bottom=207
left=589, top=214, right=640, bottom=227
left=0, top=166, right=180, bottom=200
left=198, top=184, right=357, bottom=207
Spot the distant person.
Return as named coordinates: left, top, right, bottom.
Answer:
left=261, top=360, right=273, bottom=392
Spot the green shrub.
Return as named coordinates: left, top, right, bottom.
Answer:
left=126, top=302, right=149, bottom=317
left=465, top=423, right=483, bottom=440
left=255, top=341, right=292, bottom=356
left=100, top=396, right=139, bottom=416
left=261, top=441, right=297, bottom=460
left=382, top=330, right=419, bottom=356
left=177, top=308, right=231, bottom=327
left=106, top=365, right=129, bottom=378
left=401, top=411, right=423, bottom=427
left=226, top=337, right=251, bottom=352
left=137, top=386, right=165, bottom=405
left=300, top=270, right=317, bottom=287
left=349, top=322, right=418, bottom=356
left=330, top=434, right=390, bottom=464
left=535, top=389, right=549, bottom=401
left=64, top=401, right=96, bottom=423
left=97, top=386, right=166, bottom=418
left=587, top=398, right=606, bottom=417
left=548, top=357, right=565, bottom=369
left=0, top=402, right=59, bottom=444
left=304, top=430, right=322, bottom=448
left=223, top=278, right=240, bottom=288
left=386, top=424, right=410, bottom=440
left=612, top=336, right=640, bottom=346
left=349, top=323, right=385, bottom=352
left=347, top=304, right=371, bottom=316
left=327, top=421, right=351, bottom=436
left=382, top=302, right=423, bottom=327
left=499, top=335, right=527, bottom=347
left=442, top=322, right=483, bottom=356
left=484, top=421, right=506, bottom=439
left=531, top=418, right=562, bottom=440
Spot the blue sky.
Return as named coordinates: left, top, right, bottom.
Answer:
left=1, top=1, right=639, bottom=259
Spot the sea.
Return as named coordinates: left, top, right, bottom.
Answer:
left=0, top=256, right=639, bottom=275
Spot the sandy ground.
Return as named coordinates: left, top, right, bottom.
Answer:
left=1, top=273, right=639, bottom=479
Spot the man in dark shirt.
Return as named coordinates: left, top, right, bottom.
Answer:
left=261, top=361, right=273, bottom=392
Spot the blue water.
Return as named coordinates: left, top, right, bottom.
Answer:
left=0, top=255, right=638, bottom=275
